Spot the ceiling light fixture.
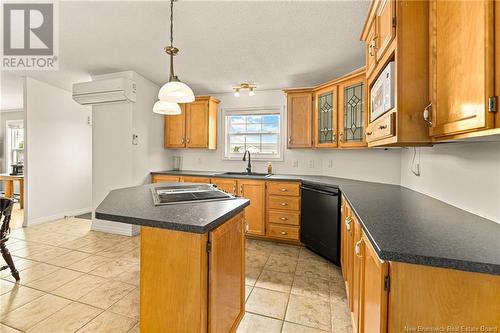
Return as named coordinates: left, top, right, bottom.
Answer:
left=153, top=100, right=181, bottom=115
left=233, top=83, right=257, bottom=97
left=153, top=0, right=194, bottom=114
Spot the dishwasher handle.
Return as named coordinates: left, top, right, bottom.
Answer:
left=301, top=185, right=339, bottom=196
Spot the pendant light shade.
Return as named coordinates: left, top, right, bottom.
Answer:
left=153, top=100, right=181, bottom=115
left=158, top=80, right=194, bottom=103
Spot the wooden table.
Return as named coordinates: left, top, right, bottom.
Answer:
left=0, top=174, right=24, bottom=209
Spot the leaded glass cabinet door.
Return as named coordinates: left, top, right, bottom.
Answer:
left=339, top=73, right=367, bottom=148
left=314, top=85, right=338, bottom=148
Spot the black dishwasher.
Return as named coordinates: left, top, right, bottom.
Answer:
left=300, top=182, right=340, bottom=265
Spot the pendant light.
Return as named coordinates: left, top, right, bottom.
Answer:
left=157, top=0, right=194, bottom=104
left=153, top=100, right=181, bottom=115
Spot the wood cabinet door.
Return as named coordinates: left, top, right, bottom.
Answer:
left=209, top=212, right=245, bottom=333
left=164, top=105, right=186, bottom=148
left=238, top=180, right=266, bottom=236
left=186, top=100, right=209, bottom=148
left=151, top=175, right=181, bottom=183
left=211, top=178, right=238, bottom=195
left=429, top=0, right=495, bottom=137
left=365, top=20, right=377, bottom=80
left=345, top=205, right=354, bottom=308
left=314, top=85, right=338, bottom=148
left=375, top=0, right=395, bottom=61
left=340, top=196, right=348, bottom=281
left=287, top=92, right=313, bottom=148
left=351, top=215, right=363, bottom=332
left=338, top=74, right=367, bottom=148
left=359, top=233, right=388, bottom=333
left=181, top=176, right=211, bottom=183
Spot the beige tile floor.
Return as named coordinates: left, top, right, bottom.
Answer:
left=0, top=218, right=351, bottom=333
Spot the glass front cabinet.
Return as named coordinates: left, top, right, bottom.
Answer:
left=338, top=73, right=367, bottom=148
left=313, top=85, right=338, bottom=148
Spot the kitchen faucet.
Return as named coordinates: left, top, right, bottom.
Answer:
left=243, top=150, right=252, bottom=174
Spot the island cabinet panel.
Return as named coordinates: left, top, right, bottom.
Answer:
left=429, top=0, right=495, bottom=139
left=151, top=174, right=181, bottom=183
left=388, top=262, right=500, bottom=332
left=238, top=180, right=266, bottom=236
left=209, top=213, right=245, bottom=333
left=211, top=178, right=238, bottom=195
left=140, top=211, right=245, bottom=333
left=140, top=226, right=209, bottom=333
left=286, top=92, right=313, bottom=148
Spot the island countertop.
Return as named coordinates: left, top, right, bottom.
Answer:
left=151, top=170, right=500, bottom=275
left=95, top=182, right=250, bottom=233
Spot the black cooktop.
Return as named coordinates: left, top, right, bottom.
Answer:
left=151, top=184, right=234, bottom=205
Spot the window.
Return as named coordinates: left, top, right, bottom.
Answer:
left=6, top=120, right=24, bottom=168
left=224, top=107, right=282, bottom=160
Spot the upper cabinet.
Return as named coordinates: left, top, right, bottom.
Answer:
left=285, top=68, right=367, bottom=150
left=361, top=0, right=430, bottom=147
left=286, top=92, right=313, bottom=148
left=428, top=0, right=497, bottom=140
left=314, top=85, right=338, bottom=148
left=164, top=96, right=219, bottom=150
left=338, top=73, right=367, bottom=148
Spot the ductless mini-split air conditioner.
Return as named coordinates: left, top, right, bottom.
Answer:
left=72, top=78, right=136, bottom=105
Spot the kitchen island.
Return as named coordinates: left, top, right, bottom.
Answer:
left=95, top=182, right=250, bottom=333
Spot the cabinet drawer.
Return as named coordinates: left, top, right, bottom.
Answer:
left=366, top=111, right=395, bottom=143
left=267, top=182, right=300, bottom=196
left=268, top=210, right=300, bottom=226
left=152, top=175, right=180, bottom=183
left=268, top=196, right=300, bottom=211
left=267, top=224, right=299, bottom=241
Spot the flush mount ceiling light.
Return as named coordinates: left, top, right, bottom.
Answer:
left=233, top=83, right=257, bottom=97
left=153, top=0, right=194, bottom=114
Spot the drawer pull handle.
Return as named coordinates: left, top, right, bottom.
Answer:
left=355, top=240, right=363, bottom=258
left=280, top=188, right=288, bottom=192
left=280, top=217, right=288, bottom=221
left=366, top=131, right=372, bottom=136
left=379, top=125, right=387, bottom=130
left=280, top=202, right=288, bottom=206
left=280, top=231, right=288, bottom=235
left=345, top=217, right=352, bottom=231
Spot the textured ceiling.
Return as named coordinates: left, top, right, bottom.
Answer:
left=4, top=1, right=370, bottom=95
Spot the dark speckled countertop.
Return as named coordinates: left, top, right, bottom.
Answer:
left=151, top=170, right=500, bottom=275
left=95, top=182, right=249, bottom=233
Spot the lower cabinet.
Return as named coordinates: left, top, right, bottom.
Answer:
left=341, top=197, right=499, bottom=333
left=151, top=174, right=181, bottom=183
left=238, top=180, right=266, bottom=236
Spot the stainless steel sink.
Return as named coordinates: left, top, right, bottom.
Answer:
left=219, top=172, right=272, bottom=178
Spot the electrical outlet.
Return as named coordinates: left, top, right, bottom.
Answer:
left=293, top=160, right=298, bottom=168
left=87, top=116, right=92, bottom=126
left=328, top=159, right=334, bottom=168
left=132, top=134, right=139, bottom=145
left=309, top=160, right=314, bottom=168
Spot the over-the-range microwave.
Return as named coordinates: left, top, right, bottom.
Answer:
left=370, top=61, right=395, bottom=122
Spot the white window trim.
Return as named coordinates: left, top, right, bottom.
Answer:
left=222, top=106, right=284, bottom=161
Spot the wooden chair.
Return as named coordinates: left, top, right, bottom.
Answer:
left=0, top=197, right=20, bottom=281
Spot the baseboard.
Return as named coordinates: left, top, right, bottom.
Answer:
left=91, top=219, right=140, bottom=236
left=27, top=207, right=92, bottom=226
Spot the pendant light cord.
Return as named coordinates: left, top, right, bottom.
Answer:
left=170, top=0, right=174, bottom=47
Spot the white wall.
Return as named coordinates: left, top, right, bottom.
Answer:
left=25, top=77, right=92, bottom=225
left=400, top=142, right=500, bottom=223
left=169, top=90, right=401, bottom=184
left=91, top=71, right=170, bottom=235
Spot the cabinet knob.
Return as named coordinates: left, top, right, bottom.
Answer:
left=280, top=202, right=288, bottom=206
left=288, top=136, right=292, bottom=143
left=232, top=184, right=236, bottom=193
left=366, top=131, right=372, bottom=136
left=345, top=217, right=351, bottom=231
left=378, top=125, right=387, bottom=130
left=181, top=138, right=185, bottom=144
left=355, top=240, right=363, bottom=258
left=280, top=217, right=288, bottom=221
left=186, top=138, right=190, bottom=143
left=240, top=185, right=243, bottom=194
left=280, top=231, right=288, bottom=235
left=280, top=188, right=288, bottom=192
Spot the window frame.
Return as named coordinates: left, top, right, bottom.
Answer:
left=222, top=106, right=284, bottom=161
